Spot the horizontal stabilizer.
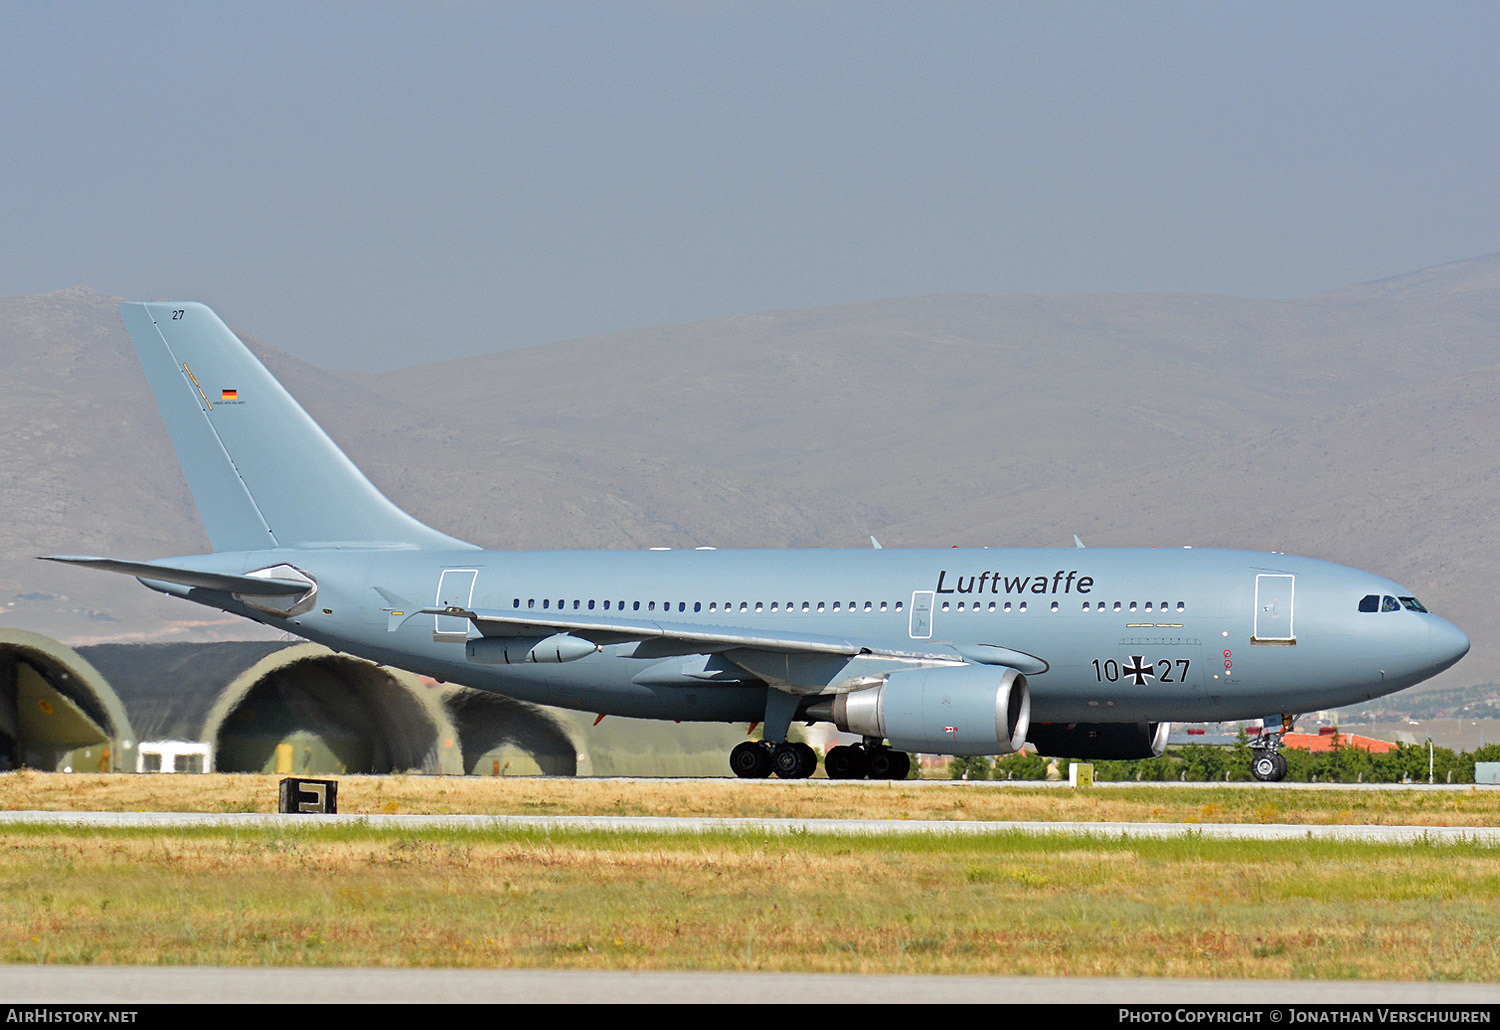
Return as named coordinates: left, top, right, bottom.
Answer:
left=39, top=555, right=311, bottom=596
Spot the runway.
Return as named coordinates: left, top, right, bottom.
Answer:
left=5, top=965, right=1500, bottom=1005
left=5, top=808, right=1500, bottom=844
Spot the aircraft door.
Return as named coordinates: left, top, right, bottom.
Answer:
left=434, top=568, right=478, bottom=642
left=1253, top=574, right=1295, bottom=644
left=910, top=591, right=934, bottom=639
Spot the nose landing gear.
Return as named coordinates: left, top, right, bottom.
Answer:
left=1250, top=714, right=1295, bottom=782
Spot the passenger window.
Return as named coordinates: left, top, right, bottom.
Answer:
left=1358, top=595, right=1379, bottom=613
left=1049, top=601, right=1059, bottom=612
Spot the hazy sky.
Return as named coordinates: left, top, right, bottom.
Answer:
left=4, top=1, right=1497, bottom=369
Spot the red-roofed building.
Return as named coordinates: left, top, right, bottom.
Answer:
left=1282, top=728, right=1397, bottom=754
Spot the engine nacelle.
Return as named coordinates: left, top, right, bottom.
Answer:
left=820, top=665, right=1030, bottom=756
left=1026, top=721, right=1171, bottom=759
left=466, top=634, right=599, bottom=665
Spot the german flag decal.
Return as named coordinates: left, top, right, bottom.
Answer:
left=221, top=389, right=238, bottom=401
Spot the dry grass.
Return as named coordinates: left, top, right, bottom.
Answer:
left=3, top=773, right=1500, bottom=978
left=2, top=770, right=1500, bottom=826
left=2, top=823, right=1498, bottom=980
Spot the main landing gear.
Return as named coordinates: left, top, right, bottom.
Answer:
left=1250, top=714, right=1295, bottom=782
left=730, top=740, right=815, bottom=779
left=824, top=742, right=910, bottom=780
left=729, top=739, right=911, bottom=780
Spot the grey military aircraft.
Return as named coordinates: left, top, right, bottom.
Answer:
left=46, top=303, right=1470, bottom=781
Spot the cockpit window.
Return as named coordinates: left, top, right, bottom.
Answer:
left=1358, top=594, right=1379, bottom=613
left=1399, top=596, right=1429, bottom=613
left=1382, top=595, right=1401, bottom=612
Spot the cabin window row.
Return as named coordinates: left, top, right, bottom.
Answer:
left=512, top=598, right=903, bottom=614
left=508, top=596, right=1188, bottom=616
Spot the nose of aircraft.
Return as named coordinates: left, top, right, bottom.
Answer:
left=1427, top=617, right=1471, bottom=675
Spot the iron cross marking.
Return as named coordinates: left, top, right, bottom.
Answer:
left=1122, top=655, right=1155, bottom=686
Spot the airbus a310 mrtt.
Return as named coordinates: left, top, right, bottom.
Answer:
left=45, top=302, right=1470, bottom=781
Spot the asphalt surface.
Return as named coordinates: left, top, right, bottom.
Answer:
left=4, top=966, right=1500, bottom=1005
left=5, top=808, right=1500, bottom=844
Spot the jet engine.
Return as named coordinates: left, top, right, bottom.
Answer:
left=1026, top=721, right=1171, bottom=759
left=811, top=664, right=1030, bottom=755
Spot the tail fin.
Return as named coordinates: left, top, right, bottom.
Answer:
left=120, top=301, right=474, bottom=552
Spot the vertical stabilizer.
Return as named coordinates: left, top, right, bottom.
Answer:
left=120, top=301, right=474, bottom=552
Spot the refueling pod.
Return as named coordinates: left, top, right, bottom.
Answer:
left=466, top=634, right=599, bottom=665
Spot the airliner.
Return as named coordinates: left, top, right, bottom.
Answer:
left=45, top=302, right=1470, bottom=781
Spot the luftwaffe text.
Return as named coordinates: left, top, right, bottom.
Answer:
left=935, top=569, right=1094, bottom=595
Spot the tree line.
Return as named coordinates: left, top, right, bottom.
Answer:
left=947, top=734, right=1500, bottom=783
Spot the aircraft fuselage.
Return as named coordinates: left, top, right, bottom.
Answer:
left=155, top=543, right=1468, bottom=727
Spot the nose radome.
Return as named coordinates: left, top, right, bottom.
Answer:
left=1428, top=618, right=1471, bottom=673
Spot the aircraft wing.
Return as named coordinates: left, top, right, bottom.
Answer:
left=38, top=555, right=313, bottom=596
left=417, top=604, right=865, bottom=657
left=413, top=604, right=1048, bottom=673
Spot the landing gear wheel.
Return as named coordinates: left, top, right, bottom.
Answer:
left=793, top=742, right=817, bottom=778
left=730, top=740, right=772, bottom=779
left=866, top=747, right=911, bottom=780
left=772, top=741, right=816, bottom=779
left=824, top=745, right=868, bottom=780
left=1251, top=751, right=1287, bottom=782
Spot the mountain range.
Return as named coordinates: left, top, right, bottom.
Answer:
left=2, top=256, right=1497, bottom=699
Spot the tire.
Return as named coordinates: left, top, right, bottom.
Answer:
left=771, top=742, right=804, bottom=779
left=730, top=740, right=772, bottom=779
left=1251, top=753, right=1280, bottom=782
